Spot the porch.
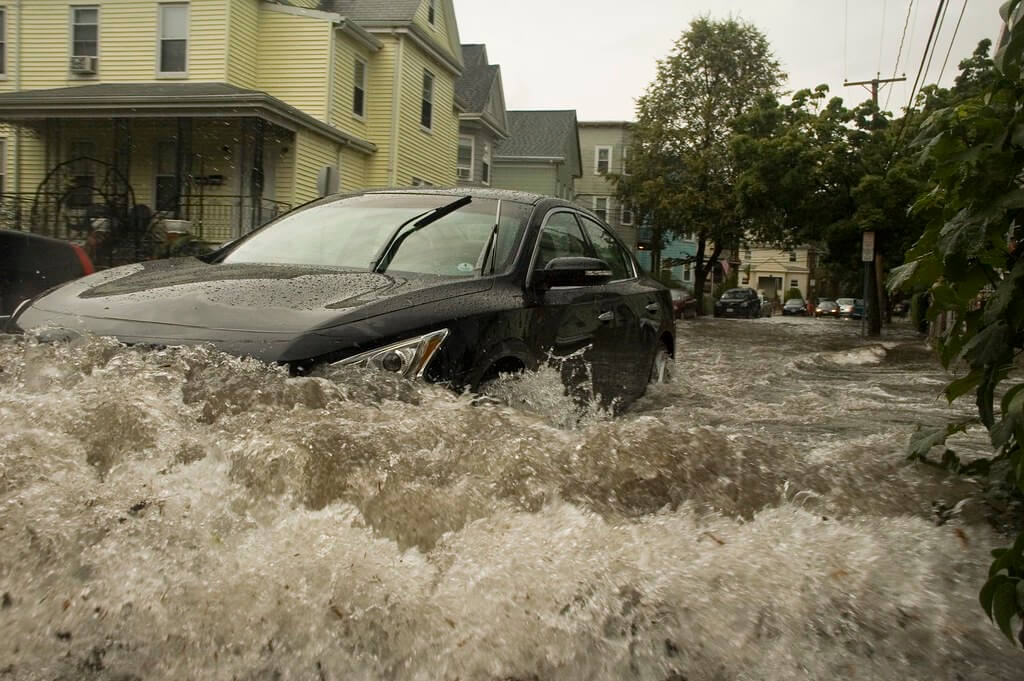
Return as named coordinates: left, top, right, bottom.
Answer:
left=0, top=83, right=375, bottom=264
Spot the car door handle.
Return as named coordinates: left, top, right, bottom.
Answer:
left=645, top=302, right=660, bottom=314
left=598, top=311, right=615, bottom=322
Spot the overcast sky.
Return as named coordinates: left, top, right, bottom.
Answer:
left=454, top=0, right=1005, bottom=120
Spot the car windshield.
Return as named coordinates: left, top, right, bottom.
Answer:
left=221, top=193, right=532, bottom=277
left=721, top=289, right=750, bottom=300
left=785, top=299, right=803, bottom=305
left=836, top=298, right=855, bottom=305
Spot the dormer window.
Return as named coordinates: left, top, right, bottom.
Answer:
left=427, top=0, right=436, bottom=25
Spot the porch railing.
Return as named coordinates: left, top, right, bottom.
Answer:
left=181, top=196, right=292, bottom=245
left=0, top=193, right=290, bottom=245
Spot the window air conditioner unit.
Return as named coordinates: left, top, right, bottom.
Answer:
left=456, top=167, right=470, bottom=180
left=70, top=56, right=98, bottom=74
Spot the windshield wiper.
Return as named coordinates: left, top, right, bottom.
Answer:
left=475, top=199, right=502, bottom=276
left=371, top=195, right=472, bottom=273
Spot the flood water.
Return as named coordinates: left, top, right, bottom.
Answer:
left=0, top=316, right=1021, bottom=680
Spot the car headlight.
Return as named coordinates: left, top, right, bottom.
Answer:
left=333, top=329, right=449, bottom=379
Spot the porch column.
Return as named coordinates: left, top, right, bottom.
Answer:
left=175, top=117, right=192, bottom=221
left=249, top=118, right=265, bottom=229
left=112, top=118, right=132, bottom=221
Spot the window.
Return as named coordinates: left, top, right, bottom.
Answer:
left=155, top=140, right=178, bottom=212
left=352, top=58, right=366, bottom=117
left=158, top=4, right=188, bottom=75
left=622, top=146, right=631, bottom=175
left=593, top=197, right=608, bottom=222
left=579, top=215, right=632, bottom=280
left=0, top=9, right=6, bottom=75
left=683, top=263, right=692, bottom=282
left=427, top=0, right=436, bottom=25
left=480, top=143, right=490, bottom=185
left=789, top=250, right=797, bottom=262
left=410, top=177, right=433, bottom=187
left=791, top=279, right=799, bottom=289
left=595, top=146, right=611, bottom=174
left=0, top=139, right=6, bottom=193
left=72, top=7, right=98, bottom=59
left=457, top=135, right=474, bottom=181
left=536, top=211, right=588, bottom=270
left=620, top=203, right=633, bottom=225
left=420, top=70, right=434, bottom=130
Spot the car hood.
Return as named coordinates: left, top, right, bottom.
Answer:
left=16, top=258, right=492, bottom=359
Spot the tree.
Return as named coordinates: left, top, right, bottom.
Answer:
left=615, top=17, right=783, bottom=306
left=892, top=0, right=1024, bottom=645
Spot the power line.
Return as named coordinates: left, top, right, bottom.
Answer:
left=892, top=0, right=947, bottom=151
left=922, top=0, right=952, bottom=88
left=884, top=0, right=916, bottom=110
left=937, top=0, right=969, bottom=85
left=905, top=0, right=947, bottom=113
left=878, top=0, right=889, bottom=74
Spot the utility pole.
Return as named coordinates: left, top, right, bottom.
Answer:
left=844, top=74, right=906, bottom=337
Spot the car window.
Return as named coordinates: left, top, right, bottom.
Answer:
left=577, top=215, right=632, bottom=280
left=536, top=211, right=589, bottom=269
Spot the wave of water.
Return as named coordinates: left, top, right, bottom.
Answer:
left=0, top=319, right=1020, bottom=680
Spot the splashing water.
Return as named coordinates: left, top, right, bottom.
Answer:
left=0, top=318, right=1019, bottom=680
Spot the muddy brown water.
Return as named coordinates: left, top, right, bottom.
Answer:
left=0, top=316, right=1020, bottom=680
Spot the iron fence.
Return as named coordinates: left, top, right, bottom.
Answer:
left=181, top=196, right=291, bottom=245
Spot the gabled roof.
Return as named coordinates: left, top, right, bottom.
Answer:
left=455, top=44, right=508, bottom=138
left=496, top=110, right=582, bottom=176
left=313, top=0, right=422, bottom=23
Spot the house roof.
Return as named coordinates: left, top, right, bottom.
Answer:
left=0, top=82, right=376, bottom=154
left=497, top=110, right=579, bottom=159
left=312, top=0, right=422, bottom=23
left=456, top=44, right=497, bottom=113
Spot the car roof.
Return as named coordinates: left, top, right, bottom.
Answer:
left=359, top=187, right=551, bottom=206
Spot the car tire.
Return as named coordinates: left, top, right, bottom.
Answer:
left=650, top=345, right=673, bottom=384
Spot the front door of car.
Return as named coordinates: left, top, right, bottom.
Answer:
left=525, top=210, right=609, bottom=401
left=576, top=214, right=653, bottom=403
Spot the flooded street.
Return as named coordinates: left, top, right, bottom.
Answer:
left=0, top=317, right=1021, bottom=680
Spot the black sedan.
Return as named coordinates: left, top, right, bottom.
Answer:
left=7, top=189, right=675, bottom=407
left=782, top=298, right=807, bottom=315
left=713, top=287, right=764, bottom=318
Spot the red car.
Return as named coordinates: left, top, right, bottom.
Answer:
left=669, top=287, right=698, bottom=319
left=815, top=299, right=840, bottom=318
left=1, top=229, right=94, bottom=320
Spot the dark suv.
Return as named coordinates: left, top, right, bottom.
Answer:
left=714, top=287, right=763, bottom=318
left=1, top=229, right=94, bottom=319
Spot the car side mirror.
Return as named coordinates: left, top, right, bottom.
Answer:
left=535, top=256, right=612, bottom=289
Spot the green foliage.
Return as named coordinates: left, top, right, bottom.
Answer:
left=784, top=287, right=803, bottom=301
left=615, top=16, right=783, bottom=311
left=893, top=0, right=1024, bottom=645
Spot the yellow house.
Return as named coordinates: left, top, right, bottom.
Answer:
left=0, top=0, right=462, bottom=247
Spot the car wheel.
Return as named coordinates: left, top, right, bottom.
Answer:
left=650, top=345, right=673, bottom=384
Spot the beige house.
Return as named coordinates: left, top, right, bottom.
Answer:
left=0, top=0, right=463, bottom=247
left=490, top=110, right=581, bottom=200
left=739, top=244, right=819, bottom=301
left=575, top=121, right=635, bottom=248
left=454, top=44, right=507, bottom=188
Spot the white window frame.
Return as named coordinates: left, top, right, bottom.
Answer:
left=427, top=0, right=436, bottom=26
left=620, top=202, right=634, bottom=226
left=622, top=146, right=631, bottom=175
left=156, top=3, right=189, bottom=78
left=0, top=8, right=7, bottom=78
left=457, top=135, right=474, bottom=181
left=0, top=138, right=7, bottom=193
left=352, top=56, right=367, bottom=118
left=69, top=6, right=100, bottom=78
left=481, top=142, right=490, bottom=185
left=420, top=69, right=434, bottom=132
left=593, top=196, right=609, bottom=222
left=594, top=146, right=612, bottom=174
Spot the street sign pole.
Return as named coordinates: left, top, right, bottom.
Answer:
left=862, top=231, right=875, bottom=337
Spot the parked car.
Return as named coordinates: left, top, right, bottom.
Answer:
left=1, top=229, right=94, bottom=319
left=815, top=299, right=840, bottom=318
left=8, top=189, right=676, bottom=407
left=835, top=296, right=860, bottom=319
left=853, top=298, right=865, bottom=319
left=669, top=286, right=698, bottom=320
left=782, top=298, right=807, bottom=315
left=714, top=287, right=765, bottom=318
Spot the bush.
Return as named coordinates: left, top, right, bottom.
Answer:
left=784, top=287, right=803, bottom=301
